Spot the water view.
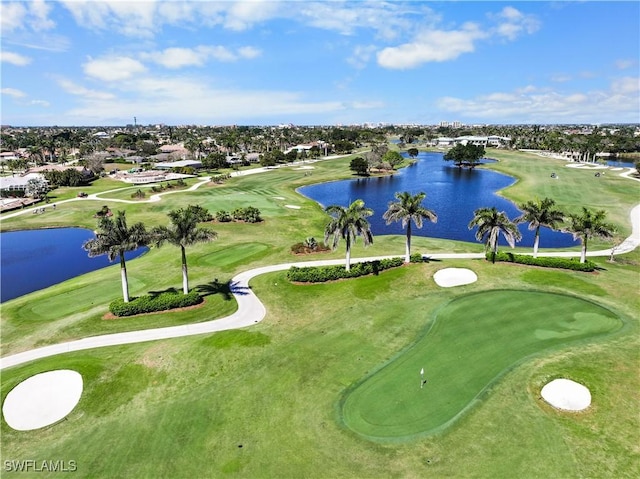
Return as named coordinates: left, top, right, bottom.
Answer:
left=1, top=228, right=147, bottom=302
left=299, top=152, right=579, bottom=248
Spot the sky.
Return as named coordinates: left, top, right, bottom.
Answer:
left=1, top=0, right=639, bottom=127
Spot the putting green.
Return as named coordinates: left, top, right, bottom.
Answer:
left=340, top=290, right=622, bottom=442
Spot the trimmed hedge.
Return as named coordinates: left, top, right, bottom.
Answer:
left=287, top=256, right=427, bottom=283
left=487, top=251, right=597, bottom=272
left=109, top=290, right=203, bottom=317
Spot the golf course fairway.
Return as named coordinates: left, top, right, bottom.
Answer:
left=340, top=290, right=623, bottom=442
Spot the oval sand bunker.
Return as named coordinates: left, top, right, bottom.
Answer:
left=433, top=268, right=478, bottom=287
left=3, top=370, right=83, bottom=431
left=541, top=378, right=591, bottom=411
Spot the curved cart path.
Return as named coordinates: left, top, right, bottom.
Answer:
left=1, top=204, right=638, bottom=370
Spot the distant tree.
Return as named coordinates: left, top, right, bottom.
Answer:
left=407, top=148, right=419, bottom=158
left=202, top=152, right=227, bottom=170
left=349, top=157, right=369, bottom=176
left=383, top=191, right=437, bottom=263
left=86, top=154, right=105, bottom=174
left=514, top=197, right=565, bottom=257
left=285, top=149, right=298, bottom=163
left=333, top=140, right=355, bottom=153
left=564, top=207, right=616, bottom=263
left=469, top=207, right=522, bottom=263
left=324, top=199, right=374, bottom=271
left=25, top=177, right=49, bottom=199
left=382, top=150, right=404, bottom=170
left=444, top=143, right=485, bottom=168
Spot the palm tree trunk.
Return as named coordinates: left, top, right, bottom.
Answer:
left=533, top=227, right=540, bottom=258
left=581, top=238, right=587, bottom=263
left=492, top=241, right=498, bottom=263
left=405, top=223, right=412, bottom=263
left=119, top=254, right=130, bottom=302
left=181, top=245, right=189, bottom=294
left=345, top=245, right=351, bottom=271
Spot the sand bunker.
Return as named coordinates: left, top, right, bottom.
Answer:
left=2, top=370, right=83, bottom=430
left=285, top=205, right=301, bottom=209
left=273, top=196, right=285, bottom=200
left=433, top=268, right=478, bottom=287
left=541, top=378, right=591, bottom=411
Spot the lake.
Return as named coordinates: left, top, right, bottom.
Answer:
left=1, top=228, right=148, bottom=303
left=299, top=152, right=578, bottom=248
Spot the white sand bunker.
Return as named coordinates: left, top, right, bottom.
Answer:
left=2, top=370, right=83, bottom=431
left=433, top=268, right=478, bottom=287
left=285, top=204, right=301, bottom=209
left=541, top=378, right=591, bottom=411
left=273, top=196, right=285, bottom=200
left=294, top=166, right=315, bottom=170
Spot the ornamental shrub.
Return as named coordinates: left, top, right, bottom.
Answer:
left=287, top=257, right=405, bottom=283
left=488, top=251, right=596, bottom=272
left=109, top=290, right=202, bottom=317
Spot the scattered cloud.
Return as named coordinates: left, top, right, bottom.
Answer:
left=377, top=23, right=486, bottom=69
left=0, top=0, right=55, bottom=34
left=83, top=56, right=147, bottom=82
left=29, top=99, right=51, bottom=107
left=1, top=88, right=27, bottom=98
left=615, top=59, right=636, bottom=70
left=56, top=78, right=117, bottom=101
left=436, top=78, right=640, bottom=122
left=141, top=45, right=261, bottom=69
left=550, top=74, right=572, bottom=83
left=347, top=45, right=378, bottom=69
left=1, top=51, right=32, bottom=66
left=490, top=6, right=540, bottom=40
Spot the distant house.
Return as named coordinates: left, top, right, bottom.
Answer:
left=0, top=151, right=20, bottom=162
left=0, top=173, right=47, bottom=193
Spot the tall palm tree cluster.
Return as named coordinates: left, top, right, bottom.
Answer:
left=83, top=205, right=217, bottom=303
left=324, top=194, right=616, bottom=270
left=85, top=194, right=616, bottom=305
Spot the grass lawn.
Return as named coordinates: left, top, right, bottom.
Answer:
left=1, top=150, right=638, bottom=478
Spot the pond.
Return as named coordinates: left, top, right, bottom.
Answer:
left=1, top=228, right=148, bottom=303
left=299, top=152, right=578, bottom=248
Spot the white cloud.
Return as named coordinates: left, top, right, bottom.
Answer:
left=1, top=51, right=32, bottom=66
left=57, top=78, right=117, bottom=101
left=436, top=79, right=640, bottom=123
left=57, top=72, right=368, bottom=124
left=377, top=23, right=486, bottom=69
left=29, top=99, right=50, bottom=107
left=1, top=88, right=27, bottom=98
left=0, top=0, right=55, bottom=33
left=491, top=6, right=540, bottom=40
left=347, top=45, right=377, bottom=69
left=83, top=56, right=147, bottom=82
left=141, top=45, right=261, bottom=69
left=611, top=77, right=639, bottom=95
left=0, top=2, right=27, bottom=34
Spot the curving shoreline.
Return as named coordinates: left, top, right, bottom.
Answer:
left=1, top=202, right=638, bottom=370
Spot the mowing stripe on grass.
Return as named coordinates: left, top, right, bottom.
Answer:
left=340, top=290, right=623, bottom=442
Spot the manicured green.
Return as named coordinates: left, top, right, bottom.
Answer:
left=341, top=290, right=623, bottom=442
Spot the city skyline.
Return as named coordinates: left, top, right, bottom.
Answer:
left=1, top=1, right=639, bottom=127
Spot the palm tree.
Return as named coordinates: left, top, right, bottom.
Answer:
left=152, top=205, right=218, bottom=294
left=468, top=207, right=522, bottom=263
left=564, top=207, right=616, bottom=263
left=83, top=211, right=149, bottom=302
left=324, top=199, right=374, bottom=271
left=514, top=197, right=564, bottom=258
left=383, top=191, right=437, bottom=263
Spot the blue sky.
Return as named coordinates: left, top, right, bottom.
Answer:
left=1, top=1, right=639, bottom=126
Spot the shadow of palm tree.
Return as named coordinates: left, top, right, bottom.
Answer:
left=196, top=279, right=250, bottom=300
